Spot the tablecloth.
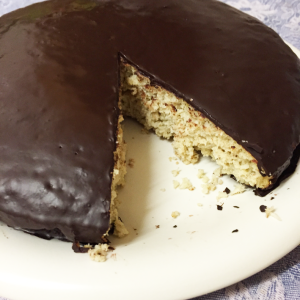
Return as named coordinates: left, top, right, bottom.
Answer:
left=0, top=0, right=299, bottom=299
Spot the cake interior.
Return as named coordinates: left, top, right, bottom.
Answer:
left=119, top=61, right=271, bottom=188
left=109, top=117, right=129, bottom=238
left=108, top=58, right=273, bottom=240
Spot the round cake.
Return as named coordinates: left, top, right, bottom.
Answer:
left=0, top=0, right=300, bottom=245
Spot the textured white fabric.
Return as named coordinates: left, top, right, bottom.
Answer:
left=194, top=245, right=300, bottom=299
left=221, top=0, right=300, bottom=49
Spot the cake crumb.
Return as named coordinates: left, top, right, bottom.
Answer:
left=217, top=191, right=229, bottom=200
left=171, top=169, right=181, bottom=177
left=211, top=174, right=219, bottom=185
left=265, top=206, right=281, bottom=220
left=260, top=205, right=281, bottom=220
left=171, top=211, right=180, bottom=218
left=173, top=180, right=180, bottom=189
left=197, top=203, right=203, bottom=207
left=213, top=166, right=223, bottom=177
left=169, top=157, right=178, bottom=162
left=202, top=184, right=209, bottom=194
left=218, top=179, right=223, bottom=185
left=201, top=175, right=209, bottom=183
left=113, top=218, right=129, bottom=238
left=173, top=225, right=177, bottom=228
left=128, top=158, right=135, bottom=168
left=197, top=169, right=205, bottom=179
left=265, top=206, right=273, bottom=218
left=155, top=225, right=160, bottom=229
left=209, top=183, right=216, bottom=191
left=179, top=178, right=195, bottom=191
left=232, top=229, right=239, bottom=233
left=201, top=183, right=216, bottom=194
left=231, top=184, right=245, bottom=195
left=88, top=244, right=109, bottom=262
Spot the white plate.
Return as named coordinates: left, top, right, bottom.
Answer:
left=1, top=2, right=300, bottom=299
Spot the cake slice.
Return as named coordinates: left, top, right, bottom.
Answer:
left=120, top=59, right=272, bottom=190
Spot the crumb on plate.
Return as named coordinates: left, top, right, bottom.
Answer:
left=171, top=211, right=180, bottom=218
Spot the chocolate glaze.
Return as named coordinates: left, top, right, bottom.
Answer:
left=0, top=0, right=300, bottom=242
left=255, top=143, right=300, bottom=196
left=18, top=227, right=69, bottom=241
left=72, top=242, right=90, bottom=253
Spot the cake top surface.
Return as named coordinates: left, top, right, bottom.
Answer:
left=0, top=0, right=300, bottom=242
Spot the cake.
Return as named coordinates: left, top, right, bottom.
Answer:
left=0, top=0, right=299, bottom=247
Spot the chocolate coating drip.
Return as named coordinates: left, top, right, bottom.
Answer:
left=0, top=0, right=299, bottom=242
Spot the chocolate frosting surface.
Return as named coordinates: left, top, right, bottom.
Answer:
left=0, top=0, right=300, bottom=242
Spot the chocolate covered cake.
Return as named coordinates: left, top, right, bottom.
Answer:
left=0, top=0, right=300, bottom=248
